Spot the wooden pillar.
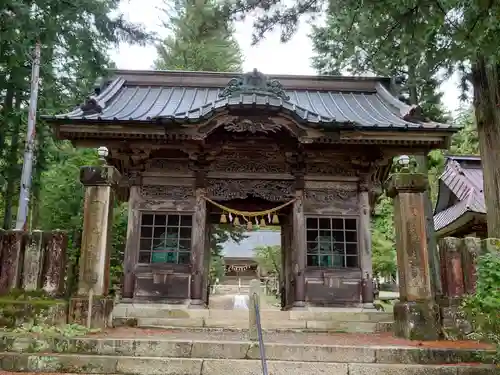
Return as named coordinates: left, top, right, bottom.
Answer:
left=358, top=181, right=373, bottom=305
left=292, top=189, right=306, bottom=308
left=190, top=187, right=207, bottom=307
left=387, top=173, right=440, bottom=340
left=122, top=179, right=141, bottom=299
left=281, top=216, right=293, bottom=309
left=78, top=165, right=120, bottom=296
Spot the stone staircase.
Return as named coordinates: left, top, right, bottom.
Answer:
left=0, top=329, right=494, bottom=374
left=112, top=303, right=394, bottom=333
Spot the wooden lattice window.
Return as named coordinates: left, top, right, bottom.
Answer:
left=138, top=213, right=192, bottom=264
left=306, top=217, right=359, bottom=268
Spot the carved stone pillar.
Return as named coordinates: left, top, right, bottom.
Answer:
left=190, top=187, right=207, bottom=308
left=69, top=165, right=120, bottom=329
left=78, top=165, right=121, bottom=296
left=122, top=171, right=141, bottom=299
left=387, top=173, right=440, bottom=340
left=292, top=189, right=306, bottom=308
left=358, top=181, right=373, bottom=306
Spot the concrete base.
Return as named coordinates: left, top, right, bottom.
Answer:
left=189, top=299, right=206, bottom=309
left=393, top=301, right=441, bottom=341
left=291, top=301, right=306, bottom=309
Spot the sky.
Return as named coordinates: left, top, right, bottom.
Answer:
left=110, top=0, right=465, bottom=114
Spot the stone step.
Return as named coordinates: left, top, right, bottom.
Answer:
left=0, top=353, right=493, bottom=375
left=2, top=335, right=489, bottom=365
left=135, top=317, right=392, bottom=333
left=113, top=304, right=393, bottom=323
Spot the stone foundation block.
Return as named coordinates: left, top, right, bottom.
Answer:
left=0, top=300, right=67, bottom=328
left=69, top=295, right=114, bottom=329
left=393, top=301, right=441, bottom=340
left=439, top=297, right=472, bottom=339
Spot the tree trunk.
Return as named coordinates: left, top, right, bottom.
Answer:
left=2, top=90, right=21, bottom=230
left=472, top=58, right=500, bottom=238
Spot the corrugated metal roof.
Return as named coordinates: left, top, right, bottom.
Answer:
left=221, top=230, right=281, bottom=259
left=45, top=70, right=457, bottom=130
left=434, top=156, right=486, bottom=231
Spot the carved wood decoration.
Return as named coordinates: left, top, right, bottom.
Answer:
left=207, top=179, right=294, bottom=202
left=140, top=185, right=194, bottom=200
left=146, top=158, right=191, bottom=173
left=224, top=118, right=281, bottom=134
left=304, top=182, right=358, bottom=211
left=193, top=112, right=312, bottom=141
left=208, top=150, right=289, bottom=174
left=306, top=163, right=358, bottom=177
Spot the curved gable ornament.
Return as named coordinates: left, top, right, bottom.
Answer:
left=194, top=112, right=315, bottom=140
left=219, top=69, right=290, bottom=100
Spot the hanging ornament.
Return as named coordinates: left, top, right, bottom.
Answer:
left=233, top=216, right=240, bottom=226
left=272, top=213, right=279, bottom=224
left=220, top=212, right=227, bottom=224
left=260, top=217, right=266, bottom=226
left=229, top=212, right=233, bottom=222
left=247, top=220, right=253, bottom=230
left=255, top=217, right=259, bottom=225
left=268, top=213, right=272, bottom=222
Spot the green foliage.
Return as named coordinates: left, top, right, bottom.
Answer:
left=253, top=245, right=281, bottom=278
left=371, top=195, right=396, bottom=280
left=154, top=0, right=243, bottom=72
left=462, top=252, right=500, bottom=362
left=12, top=323, right=99, bottom=337
left=0, top=0, right=150, bottom=291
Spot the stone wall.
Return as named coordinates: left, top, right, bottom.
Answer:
left=438, top=237, right=499, bottom=337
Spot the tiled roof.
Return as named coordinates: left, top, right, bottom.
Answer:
left=434, top=156, right=485, bottom=232
left=221, top=230, right=281, bottom=259
left=44, top=69, right=457, bottom=131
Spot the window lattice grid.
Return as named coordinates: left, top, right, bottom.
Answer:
left=305, top=217, right=359, bottom=268
left=138, top=213, right=193, bottom=264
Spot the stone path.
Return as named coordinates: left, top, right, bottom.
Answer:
left=91, top=327, right=492, bottom=349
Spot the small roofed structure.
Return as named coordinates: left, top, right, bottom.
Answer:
left=221, top=230, right=281, bottom=282
left=434, top=156, right=487, bottom=238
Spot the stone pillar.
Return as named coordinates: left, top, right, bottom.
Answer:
left=292, top=189, right=306, bottom=308
left=69, top=165, right=120, bottom=329
left=358, top=181, right=374, bottom=306
left=22, top=230, right=44, bottom=291
left=461, top=237, right=481, bottom=294
left=190, top=187, right=207, bottom=308
left=439, top=237, right=465, bottom=300
left=78, top=165, right=120, bottom=295
left=42, top=230, right=68, bottom=296
left=414, top=154, right=442, bottom=298
left=0, top=229, right=24, bottom=294
left=439, top=237, right=468, bottom=335
left=387, top=173, right=440, bottom=340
